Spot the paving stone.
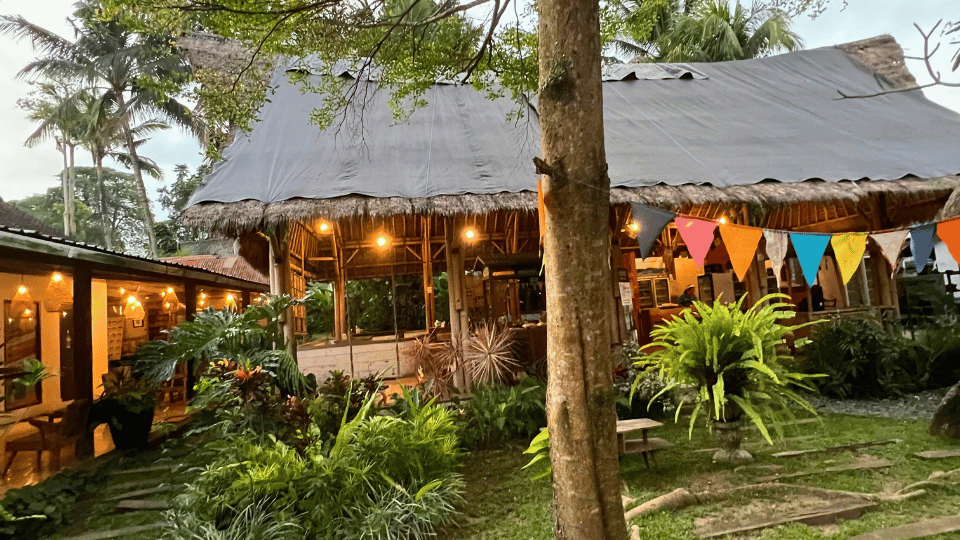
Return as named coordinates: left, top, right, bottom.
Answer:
left=65, top=524, right=163, bottom=540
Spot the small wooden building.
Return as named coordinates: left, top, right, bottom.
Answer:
left=180, top=35, right=960, bottom=379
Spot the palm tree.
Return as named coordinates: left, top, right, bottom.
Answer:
left=656, top=1, right=801, bottom=62
left=18, top=79, right=84, bottom=236
left=610, top=0, right=801, bottom=63
left=0, top=2, right=200, bottom=257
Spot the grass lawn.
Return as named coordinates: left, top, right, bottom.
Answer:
left=442, top=413, right=960, bottom=540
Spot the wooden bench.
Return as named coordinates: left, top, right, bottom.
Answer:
left=616, top=418, right=671, bottom=467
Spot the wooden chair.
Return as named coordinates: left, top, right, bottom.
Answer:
left=2, top=399, right=90, bottom=477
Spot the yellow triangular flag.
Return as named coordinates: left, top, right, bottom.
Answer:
left=830, top=232, right=868, bottom=284
left=718, top=223, right=762, bottom=282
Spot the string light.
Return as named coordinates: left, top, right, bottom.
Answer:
left=718, top=217, right=728, bottom=224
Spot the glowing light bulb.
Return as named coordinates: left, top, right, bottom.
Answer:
left=51, top=272, right=63, bottom=282
left=463, top=228, right=477, bottom=241
left=627, top=222, right=640, bottom=233
left=718, top=217, right=727, bottom=224
left=319, top=221, right=330, bottom=232
left=23, top=309, right=31, bottom=316
left=120, top=288, right=125, bottom=294
left=376, top=235, right=389, bottom=248
left=17, top=285, right=27, bottom=295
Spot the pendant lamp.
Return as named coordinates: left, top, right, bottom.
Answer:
left=11, top=281, right=33, bottom=318
left=224, top=293, right=238, bottom=312
left=124, top=294, right=145, bottom=321
left=162, top=287, right=180, bottom=314
left=44, top=272, right=71, bottom=312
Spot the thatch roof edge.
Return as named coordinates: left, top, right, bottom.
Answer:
left=181, top=177, right=959, bottom=234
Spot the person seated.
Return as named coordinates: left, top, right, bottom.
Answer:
left=677, top=285, right=697, bottom=307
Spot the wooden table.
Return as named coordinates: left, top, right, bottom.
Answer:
left=616, top=418, right=671, bottom=467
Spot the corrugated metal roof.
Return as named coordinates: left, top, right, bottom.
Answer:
left=161, top=254, right=269, bottom=285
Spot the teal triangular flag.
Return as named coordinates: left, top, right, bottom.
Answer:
left=629, top=202, right=676, bottom=260
left=910, top=223, right=937, bottom=273
left=788, top=233, right=830, bottom=286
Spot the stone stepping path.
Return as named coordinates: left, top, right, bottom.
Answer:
left=913, top=449, right=960, bottom=459
left=64, top=524, right=164, bottom=540
left=849, top=515, right=960, bottom=540
left=105, top=485, right=176, bottom=501
left=757, top=457, right=892, bottom=482
left=696, top=498, right=876, bottom=538
left=772, top=439, right=898, bottom=458
left=115, top=499, right=170, bottom=511
left=106, top=464, right=173, bottom=476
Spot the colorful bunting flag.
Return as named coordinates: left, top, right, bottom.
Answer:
left=910, top=223, right=937, bottom=273
left=675, top=216, right=718, bottom=268
left=704, top=239, right=730, bottom=267
left=789, top=233, right=830, bottom=286
left=763, top=230, right=789, bottom=287
left=830, top=232, right=869, bottom=284
left=935, top=241, right=959, bottom=272
left=629, top=202, right=676, bottom=260
left=719, top=223, right=763, bottom=282
left=870, top=230, right=910, bottom=276
left=937, top=218, right=960, bottom=271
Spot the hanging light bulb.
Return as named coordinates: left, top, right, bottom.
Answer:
left=11, top=282, right=33, bottom=318
left=375, top=234, right=389, bottom=249
left=164, top=286, right=180, bottom=313
left=124, top=295, right=145, bottom=320
left=463, top=227, right=478, bottom=242
left=44, top=272, right=71, bottom=312
left=318, top=220, right=331, bottom=233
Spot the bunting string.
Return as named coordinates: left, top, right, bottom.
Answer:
left=629, top=202, right=960, bottom=286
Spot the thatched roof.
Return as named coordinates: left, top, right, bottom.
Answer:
left=182, top=35, right=959, bottom=234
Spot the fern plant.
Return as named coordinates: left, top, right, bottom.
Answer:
left=636, top=294, right=822, bottom=444
left=134, top=295, right=308, bottom=397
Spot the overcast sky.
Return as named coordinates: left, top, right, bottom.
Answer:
left=0, top=0, right=957, bottom=216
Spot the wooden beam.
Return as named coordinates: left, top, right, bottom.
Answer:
left=72, top=265, right=94, bottom=458
left=422, top=217, right=435, bottom=329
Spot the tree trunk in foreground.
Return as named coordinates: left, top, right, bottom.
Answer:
left=537, top=1, right=627, bottom=539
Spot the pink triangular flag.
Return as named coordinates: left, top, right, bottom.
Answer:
left=870, top=230, right=909, bottom=277
left=675, top=217, right=718, bottom=268
left=763, top=230, right=788, bottom=287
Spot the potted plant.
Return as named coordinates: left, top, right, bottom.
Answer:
left=635, top=294, right=822, bottom=463
left=90, top=365, right=157, bottom=450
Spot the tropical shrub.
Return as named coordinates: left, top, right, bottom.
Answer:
left=0, top=468, right=98, bottom=537
left=457, top=378, right=546, bottom=449
left=637, top=294, right=822, bottom=443
left=613, top=342, right=669, bottom=420
left=171, top=391, right=462, bottom=540
left=805, top=316, right=931, bottom=399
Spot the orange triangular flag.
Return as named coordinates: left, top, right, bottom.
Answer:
left=937, top=217, right=960, bottom=265
left=718, top=223, right=762, bottom=282
left=537, top=177, right=546, bottom=241
left=830, top=232, right=868, bottom=284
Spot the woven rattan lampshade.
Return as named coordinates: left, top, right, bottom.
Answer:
left=11, top=283, right=33, bottom=317
left=44, top=272, right=71, bottom=312
left=162, top=287, right=180, bottom=314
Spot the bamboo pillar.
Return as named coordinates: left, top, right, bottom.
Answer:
left=609, top=236, right=626, bottom=346
left=422, top=217, right=435, bottom=329
left=507, top=212, right=521, bottom=321
left=444, top=215, right=469, bottom=389
left=269, top=226, right=297, bottom=363
left=620, top=251, right=641, bottom=342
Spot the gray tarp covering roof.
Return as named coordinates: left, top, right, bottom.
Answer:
left=188, top=45, right=960, bottom=208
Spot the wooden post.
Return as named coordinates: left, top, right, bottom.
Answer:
left=241, top=290, right=251, bottom=312
left=621, top=251, right=641, bottom=342
left=72, top=265, right=94, bottom=458
left=422, top=217, right=435, bottom=329
left=183, top=281, right=197, bottom=400
left=269, top=226, right=297, bottom=363
left=609, top=238, right=626, bottom=346
left=741, top=206, right=765, bottom=306
left=507, top=212, right=521, bottom=321
left=444, top=215, right=469, bottom=389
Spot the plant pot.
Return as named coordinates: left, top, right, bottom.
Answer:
left=105, top=403, right=156, bottom=451
left=711, top=419, right=752, bottom=463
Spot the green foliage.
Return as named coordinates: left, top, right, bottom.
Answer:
left=165, top=499, right=305, bottom=540
left=134, top=295, right=308, bottom=397
left=805, top=317, right=932, bottom=399
left=98, top=364, right=157, bottom=415
left=303, top=281, right=335, bottom=339
left=346, top=275, right=427, bottom=334
left=0, top=468, right=97, bottom=537
left=522, top=428, right=552, bottom=479
left=173, top=392, right=462, bottom=540
left=638, top=294, right=822, bottom=444
left=457, top=378, right=546, bottom=449
left=11, top=166, right=147, bottom=250
left=9, top=358, right=55, bottom=399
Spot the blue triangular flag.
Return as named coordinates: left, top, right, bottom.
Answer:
left=910, top=223, right=937, bottom=273
left=630, top=202, right=676, bottom=260
left=788, top=233, right=830, bottom=286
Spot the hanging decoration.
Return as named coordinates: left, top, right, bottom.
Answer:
left=124, top=294, right=145, bottom=321
left=910, top=223, right=937, bottom=274
left=830, top=232, right=869, bottom=284
left=936, top=218, right=960, bottom=270
left=719, top=223, right=763, bottom=281
left=789, top=233, right=830, bottom=286
left=934, top=241, right=959, bottom=272
left=224, top=293, right=238, bottom=311
left=763, top=230, right=789, bottom=287
left=44, top=272, right=71, bottom=313
left=162, top=287, right=180, bottom=314
left=10, top=282, right=33, bottom=318
left=674, top=216, right=717, bottom=268
left=870, top=230, right=910, bottom=276
left=629, top=202, right=675, bottom=260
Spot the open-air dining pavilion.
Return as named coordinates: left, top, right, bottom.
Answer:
left=179, top=34, right=960, bottom=383
left=0, top=212, right=268, bottom=489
